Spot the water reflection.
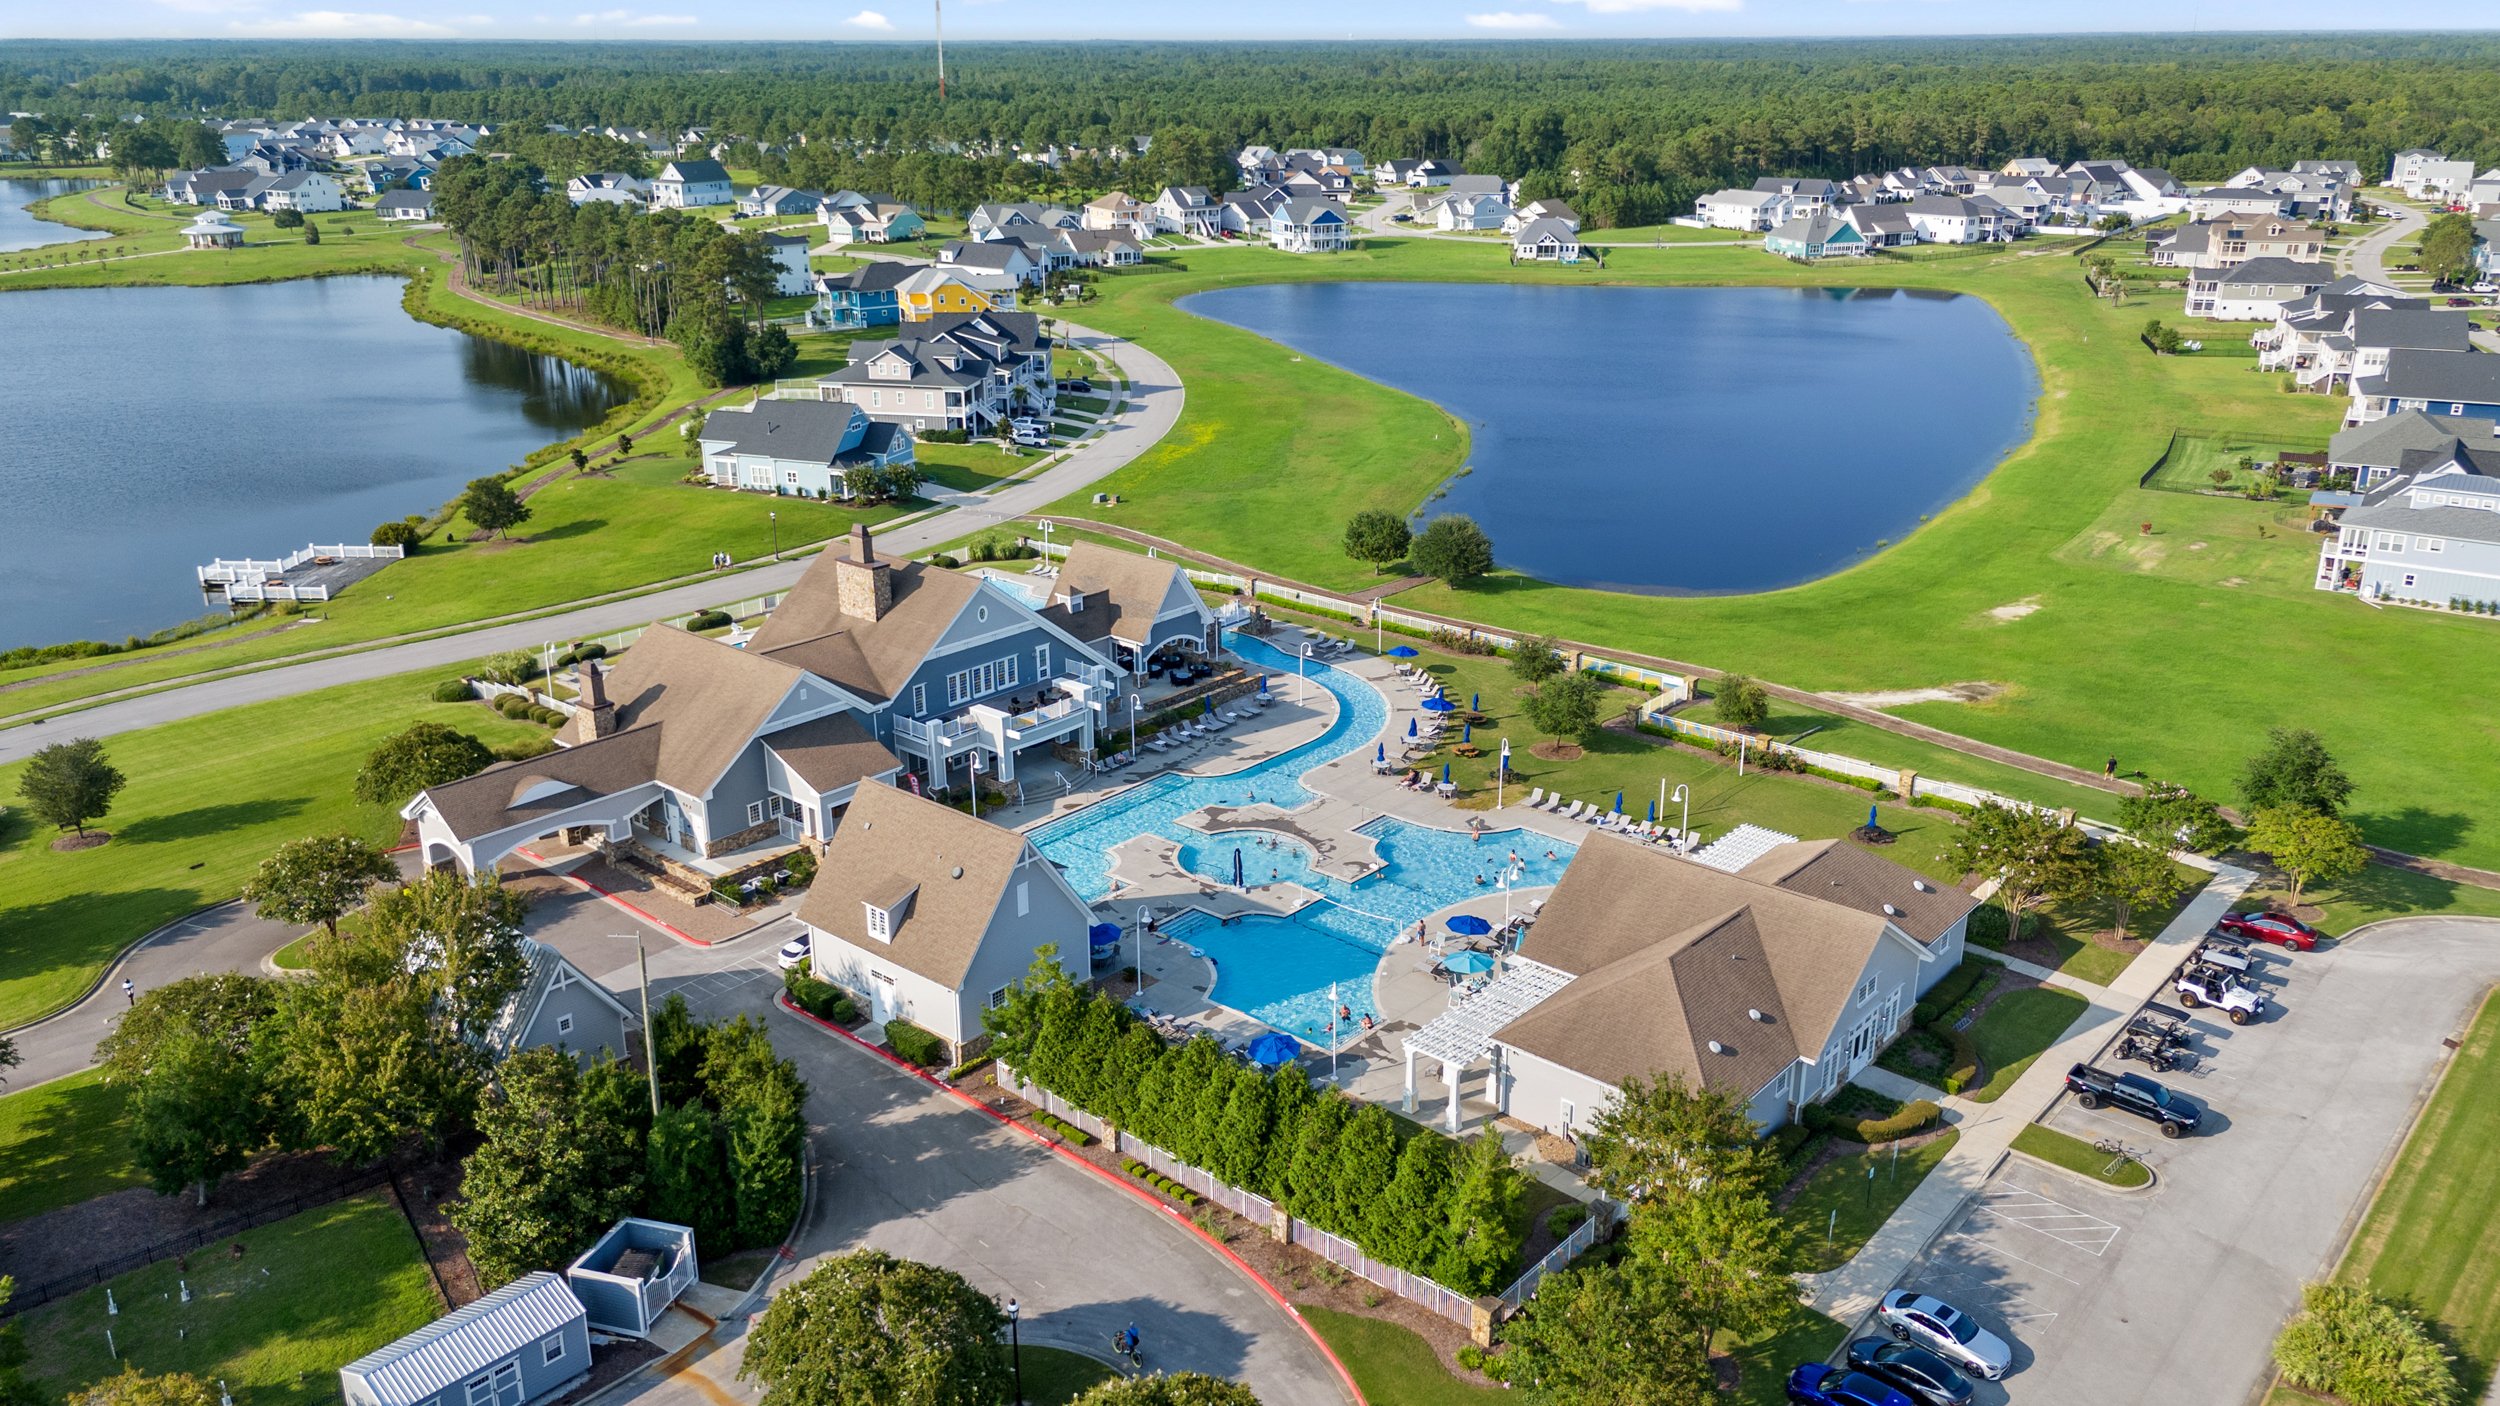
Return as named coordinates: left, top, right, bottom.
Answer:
left=0, top=179, right=110, bottom=253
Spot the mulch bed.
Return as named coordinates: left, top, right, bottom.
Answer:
left=1527, top=741, right=1584, bottom=761
left=956, top=1074, right=1510, bottom=1387
left=48, top=831, right=111, bottom=852
left=391, top=1153, right=482, bottom=1306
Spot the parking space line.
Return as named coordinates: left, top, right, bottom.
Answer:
left=1973, top=1191, right=2122, bottom=1255
left=1946, top=1231, right=2084, bottom=1285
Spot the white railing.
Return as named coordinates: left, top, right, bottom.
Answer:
left=1496, top=1205, right=1611, bottom=1313
left=198, top=541, right=404, bottom=585
left=471, top=680, right=579, bottom=717
left=1288, top=1219, right=1478, bottom=1326
left=1003, top=697, right=1086, bottom=735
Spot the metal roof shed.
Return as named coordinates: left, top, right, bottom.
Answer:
left=341, top=1272, right=589, bottom=1406
left=566, top=1218, right=699, bottom=1337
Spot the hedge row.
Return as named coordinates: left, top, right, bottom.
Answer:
left=782, top=968, right=858, bottom=1025
left=1805, top=1098, right=1942, bottom=1144
left=1122, top=1159, right=1202, bottom=1206
left=1913, top=959, right=1995, bottom=1028
left=885, top=1019, right=944, bottom=1068
left=1034, top=1110, right=1096, bottom=1146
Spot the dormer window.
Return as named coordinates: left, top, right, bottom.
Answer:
left=1065, top=589, right=1086, bottom=611
left=865, top=904, right=892, bottom=942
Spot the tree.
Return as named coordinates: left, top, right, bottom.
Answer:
left=1581, top=1072, right=1771, bottom=1207
left=459, top=475, right=533, bottom=539
left=17, top=736, right=126, bottom=837
left=354, top=721, right=494, bottom=804
left=2119, top=783, right=2237, bottom=856
left=1628, top=1177, right=1798, bottom=1369
left=271, top=207, right=304, bottom=229
left=2240, top=727, right=2354, bottom=817
left=1945, top=802, right=2101, bottom=942
left=648, top=1101, right=737, bottom=1251
left=1509, top=634, right=1564, bottom=684
left=1710, top=672, right=1770, bottom=732
left=1408, top=513, right=1495, bottom=587
left=1341, top=509, right=1411, bottom=574
left=130, top=1026, right=269, bottom=1205
left=243, top=833, right=400, bottom=939
left=1434, top=1130, right=1526, bottom=1295
left=0, top=1276, right=36, bottom=1406
left=1071, top=1377, right=1261, bottom=1406
left=570, top=447, right=590, bottom=473
left=1522, top=669, right=1606, bottom=743
left=2104, top=842, right=2190, bottom=940
left=726, top=1073, right=806, bottom=1249
left=1498, top=1259, right=1712, bottom=1406
left=2418, top=212, right=2479, bottom=286
left=2245, top=806, right=2368, bottom=905
left=737, top=1250, right=1011, bottom=1406
left=66, top=1369, right=216, bottom=1406
left=304, top=222, right=321, bottom=245
left=1362, top=1134, right=1454, bottom=1275
left=2142, top=318, right=2182, bottom=354
left=452, top=1049, right=646, bottom=1287
left=2273, top=1282, right=2460, bottom=1406
left=99, top=974, right=278, bottom=1085
left=750, top=323, right=797, bottom=380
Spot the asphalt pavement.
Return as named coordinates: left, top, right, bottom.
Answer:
left=0, top=323, right=1181, bottom=765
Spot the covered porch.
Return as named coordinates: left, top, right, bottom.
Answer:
left=892, top=691, right=1098, bottom=786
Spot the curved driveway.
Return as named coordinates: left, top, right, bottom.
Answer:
left=0, top=324, right=1180, bottom=765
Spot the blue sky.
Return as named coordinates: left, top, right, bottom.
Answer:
left=13, top=0, right=2500, bottom=41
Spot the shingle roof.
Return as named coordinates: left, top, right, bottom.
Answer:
left=761, top=711, right=901, bottom=793
left=2330, top=410, right=2488, bottom=468
left=2214, top=258, right=2333, bottom=287
left=2370, top=349, right=2500, bottom=404
left=485, top=937, right=631, bottom=1057
left=659, top=158, right=729, bottom=184
left=1513, top=217, right=1579, bottom=246
left=416, top=724, right=664, bottom=842
left=700, top=398, right=868, bottom=464
left=795, top=780, right=1041, bottom=988
left=751, top=537, right=984, bottom=702
left=556, top=628, right=819, bottom=795
left=342, top=1272, right=582, bottom=1405
left=2348, top=308, right=2475, bottom=353
left=1040, top=542, right=1197, bottom=647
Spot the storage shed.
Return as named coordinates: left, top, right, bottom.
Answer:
left=565, top=1218, right=699, bottom=1338
left=340, top=1272, right=589, bottom=1406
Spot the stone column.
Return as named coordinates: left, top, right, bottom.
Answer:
left=1443, top=1059, right=1464, bottom=1134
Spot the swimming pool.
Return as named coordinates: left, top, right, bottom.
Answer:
left=1030, top=632, right=1575, bottom=1043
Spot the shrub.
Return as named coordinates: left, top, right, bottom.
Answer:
left=493, top=693, right=530, bottom=717
left=927, top=553, right=963, bottom=569
left=1912, top=960, right=1993, bottom=1027
left=1034, top=1111, right=1096, bottom=1146
left=480, top=650, right=540, bottom=685
left=785, top=849, right=818, bottom=886
left=1426, top=627, right=1497, bottom=656
left=431, top=678, right=475, bottom=703
left=1965, top=904, right=2012, bottom=948
left=492, top=735, right=558, bottom=762
left=372, top=519, right=423, bottom=549
left=1941, top=1028, right=1981, bottom=1094
left=1910, top=793, right=1979, bottom=817
left=2273, top=1281, right=2460, bottom=1406
left=1545, top=1204, right=1588, bottom=1238
left=529, top=706, right=566, bottom=727
left=885, top=1020, right=944, bottom=1068
left=686, top=608, right=732, bottom=631
left=1768, top=1122, right=1819, bottom=1166
left=1852, top=1101, right=1941, bottom=1143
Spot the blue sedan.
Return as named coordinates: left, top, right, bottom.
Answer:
left=1788, top=1362, right=1920, bottom=1406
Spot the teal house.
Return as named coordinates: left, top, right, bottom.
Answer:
left=1764, top=212, right=1868, bottom=261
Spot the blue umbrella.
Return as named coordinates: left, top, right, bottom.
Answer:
left=1463, top=722, right=1473, bottom=743
left=1408, top=718, right=1418, bottom=739
left=1443, top=950, right=1496, bottom=975
left=1442, top=762, right=1452, bottom=784
left=1386, top=645, right=1419, bottom=658
left=1089, top=922, right=1123, bottom=944
left=1868, top=803, right=1880, bottom=828
left=1377, top=741, right=1387, bottom=763
left=1233, top=848, right=1245, bottom=886
left=1422, top=696, right=1457, bottom=713
left=1204, top=696, right=1215, bottom=717
left=1258, top=676, right=1271, bottom=697
left=1471, top=693, right=1480, bottom=711
left=1247, top=1031, right=1301, bottom=1068
left=1613, top=791, right=1624, bottom=814
left=1446, top=914, right=1494, bottom=936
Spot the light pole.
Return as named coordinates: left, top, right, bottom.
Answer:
left=769, top=510, right=780, bottom=561
left=1040, top=519, right=1054, bottom=559
left=1298, top=643, right=1310, bottom=704
left=1671, top=783, right=1690, bottom=842
left=1004, top=1298, right=1024, bottom=1405
left=1127, top=694, right=1141, bottom=758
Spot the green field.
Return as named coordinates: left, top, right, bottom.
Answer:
left=1303, top=1306, right=1509, bottom=1406
left=2335, top=990, right=2500, bottom=1396
left=1788, top=1129, right=1963, bottom=1272
left=0, top=669, right=544, bottom=1028
left=2142, top=430, right=2330, bottom=497
left=1040, top=236, right=2500, bottom=877
left=1965, top=987, right=2092, bottom=1103
left=22, top=1190, right=442, bottom=1406
left=0, top=1068, right=145, bottom=1223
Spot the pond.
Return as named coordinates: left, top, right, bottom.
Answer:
left=0, top=276, right=632, bottom=650
left=0, top=178, right=110, bottom=253
left=1180, top=282, right=2038, bottom=595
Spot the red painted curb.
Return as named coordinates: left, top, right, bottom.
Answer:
left=517, top=848, right=712, bottom=947
left=771, top=994, right=1372, bottom=1406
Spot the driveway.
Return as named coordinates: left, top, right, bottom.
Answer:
left=0, top=323, right=1182, bottom=760
left=1877, top=917, right=2500, bottom=1405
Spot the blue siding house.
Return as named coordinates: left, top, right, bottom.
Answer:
left=2353, top=349, right=2500, bottom=427
left=812, top=261, right=912, bottom=330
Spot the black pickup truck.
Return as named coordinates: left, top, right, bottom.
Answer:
left=2065, top=1063, right=2203, bottom=1137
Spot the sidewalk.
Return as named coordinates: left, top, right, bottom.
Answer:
left=1797, top=859, right=2253, bottom=1325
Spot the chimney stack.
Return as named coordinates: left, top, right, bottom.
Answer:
left=835, top=522, right=894, bottom=621
left=580, top=659, right=618, bottom=740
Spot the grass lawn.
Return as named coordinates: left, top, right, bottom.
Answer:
left=1787, top=1130, right=1962, bottom=1272
left=22, top=1189, right=442, bottom=1406
left=915, top=440, right=1031, bottom=493
left=2142, top=429, right=2331, bottom=497
left=0, top=1068, right=145, bottom=1224
left=1040, top=235, right=2500, bottom=878
left=2333, top=989, right=2500, bottom=1397
left=1302, top=1306, right=1508, bottom=1406
left=1017, top=1346, right=1119, bottom=1403
left=1721, top=1300, right=1853, bottom=1406
left=0, top=669, right=545, bottom=1028
left=1964, top=987, right=2092, bottom=1103
left=2245, top=862, right=2500, bottom=934
left=2010, top=1123, right=2153, bottom=1189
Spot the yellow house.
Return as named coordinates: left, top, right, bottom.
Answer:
left=896, top=266, right=1020, bottom=322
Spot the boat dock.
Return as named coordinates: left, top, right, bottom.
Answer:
left=197, top=542, right=406, bottom=604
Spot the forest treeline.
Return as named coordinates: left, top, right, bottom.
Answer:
left=8, top=36, right=2499, bottom=226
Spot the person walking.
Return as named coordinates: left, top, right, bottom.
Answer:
left=122, top=977, right=136, bottom=1006
left=2105, top=756, right=2119, bottom=779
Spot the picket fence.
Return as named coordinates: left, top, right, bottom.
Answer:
left=997, top=1064, right=1607, bottom=1330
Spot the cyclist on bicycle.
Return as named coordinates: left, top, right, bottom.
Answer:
left=1120, top=1323, right=1141, bottom=1359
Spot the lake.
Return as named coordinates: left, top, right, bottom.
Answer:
left=0, top=178, right=110, bottom=253
left=1180, top=282, right=2038, bottom=595
left=0, top=277, right=631, bottom=650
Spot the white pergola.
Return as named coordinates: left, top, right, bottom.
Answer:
left=1687, top=822, right=1800, bottom=873
left=1400, top=958, right=1576, bottom=1133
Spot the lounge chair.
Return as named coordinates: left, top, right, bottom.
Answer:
left=1558, top=801, right=1585, bottom=821
left=1523, top=788, right=1545, bottom=810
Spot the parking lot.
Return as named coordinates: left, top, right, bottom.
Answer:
left=1877, top=919, right=2500, bottom=1405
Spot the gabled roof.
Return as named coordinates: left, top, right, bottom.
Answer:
left=818, top=260, right=917, bottom=295
left=700, top=398, right=869, bottom=463
left=342, top=1272, right=583, bottom=1404
left=2330, top=409, right=2489, bottom=468
left=557, top=627, right=830, bottom=797
left=2348, top=308, right=2476, bottom=354
left=2213, top=257, right=2333, bottom=287
left=658, top=158, right=730, bottom=184
left=415, top=724, right=664, bottom=842
left=1276, top=196, right=1345, bottom=224
left=2366, top=349, right=2500, bottom=405
left=1040, top=542, right=1200, bottom=646
left=796, top=780, right=1042, bottom=988
left=1513, top=217, right=1580, bottom=246
left=486, top=937, right=633, bottom=1058
left=762, top=711, right=901, bottom=794
left=751, top=539, right=986, bottom=702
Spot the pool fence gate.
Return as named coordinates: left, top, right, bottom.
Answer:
left=998, top=1063, right=1608, bottom=1342
left=1025, top=531, right=2112, bottom=828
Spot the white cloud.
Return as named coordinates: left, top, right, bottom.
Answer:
left=152, top=0, right=269, bottom=15
left=1466, top=10, right=1560, bottom=27
left=573, top=8, right=697, bottom=24
left=228, top=9, right=459, bottom=33
left=1549, top=0, right=1740, bottom=12
left=843, top=9, right=896, bottom=29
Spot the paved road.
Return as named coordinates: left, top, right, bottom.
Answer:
left=520, top=916, right=1357, bottom=1406
left=0, top=325, right=1179, bottom=765
left=1882, top=916, right=2500, bottom=1406
left=2342, top=199, right=2500, bottom=353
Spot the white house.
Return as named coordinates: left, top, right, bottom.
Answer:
left=762, top=232, right=812, bottom=297
left=698, top=398, right=917, bottom=500
left=567, top=172, right=649, bottom=207
left=1429, top=191, right=1511, bottom=232
left=260, top=171, right=344, bottom=213
left=652, top=159, right=733, bottom=209
left=375, top=189, right=434, bottom=222
left=1503, top=198, right=1579, bottom=235
left=1151, top=185, right=1219, bottom=237
left=1270, top=197, right=1350, bottom=253
left=1695, top=189, right=1786, bottom=232
left=1902, top=195, right=2007, bottom=244
left=739, top=185, right=820, bottom=218
left=1081, top=191, right=1154, bottom=240
left=1511, top=217, right=1582, bottom=263
left=2185, top=257, right=2335, bottom=321
left=797, top=780, right=1092, bottom=1062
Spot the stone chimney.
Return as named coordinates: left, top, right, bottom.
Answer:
left=580, top=659, right=617, bottom=740
left=834, top=522, right=893, bottom=622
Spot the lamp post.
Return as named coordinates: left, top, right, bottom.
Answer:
left=1004, top=1298, right=1024, bottom=1405
left=1671, top=783, right=1691, bottom=843
left=769, top=510, right=780, bottom=561
left=1040, top=519, right=1053, bottom=559
left=1298, top=642, right=1310, bottom=704
left=1127, top=694, right=1141, bottom=758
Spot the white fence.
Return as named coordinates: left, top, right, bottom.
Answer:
left=1498, top=1206, right=1609, bottom=1314
left=198, top=542, right=405, bottom=602
left=472, top=680, right=579, bottom=717
left=1644, top=714, right=2073, bottom=818
left=1288, top=1217, right=1480, bottom=1327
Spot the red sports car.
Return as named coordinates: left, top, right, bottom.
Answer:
left=2216, top=911, right=2324, bottom=950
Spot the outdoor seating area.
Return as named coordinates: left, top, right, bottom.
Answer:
left=1514, top=788, right=1697, bottom=849
left=1141, top=688, right=1277, bottom=754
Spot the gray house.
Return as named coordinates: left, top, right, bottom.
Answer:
left=1481, top=833, right=1976, bottom=1140
left=2329, top=409, right=2493, bottom=489
left=2315, top=429, right=2500, bottom=602
left=1037, top=542, right=1218, bottom=673
left=697, top=398, right=916, bottom=500
left=341, top=1272, right=589, bottom=1406
left=488, top=938, right=634, bottom=1064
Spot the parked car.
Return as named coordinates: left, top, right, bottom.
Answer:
left=1874, top=1292, right=2012, bottom=1381
left=2065, top=1062, right=2203, bottom=1137
left=1786, top=1363, right=1919, bottom=1406
left=1063, top=378, right=1093, bottom=394
left=776, top=934, right=811, bottom=970
left=2449, top=297, right=2478, bottom=307
left=2216, top=911, right=2324, bottom=950
left=1845, top=1337, right=1975, bottom=1406
left=2472, top=281, right=2498, bottom=294
left=1390, top=212, right=1412, bottom=223
left=2176, top=964, right=2267, bottom=1024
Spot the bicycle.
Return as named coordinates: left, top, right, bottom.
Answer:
left=1109, top=1330, right=1144, bottom=1371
